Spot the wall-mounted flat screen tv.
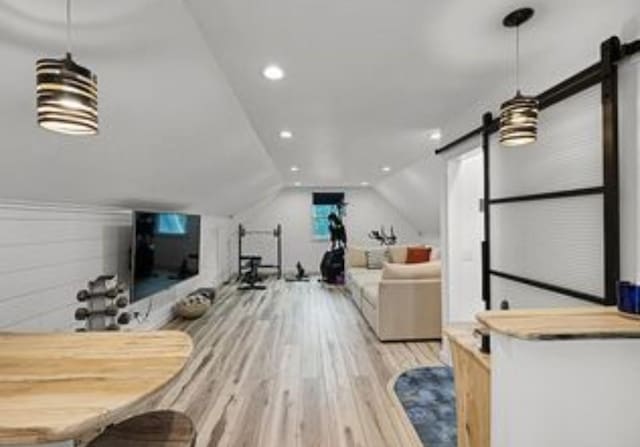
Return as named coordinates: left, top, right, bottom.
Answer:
left=131, top=212, right=201, bottom=302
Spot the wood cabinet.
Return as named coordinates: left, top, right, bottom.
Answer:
left=445, top=326, right=491, bottom=447
left=477, top=307, right=640, bottom=447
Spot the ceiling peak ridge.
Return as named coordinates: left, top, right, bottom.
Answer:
left=181, top=0, right=282, bottom=178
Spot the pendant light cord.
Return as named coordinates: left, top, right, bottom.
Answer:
left=515, top=25, right=520, bottom=92
left=66, top=0, right=72, bottom=55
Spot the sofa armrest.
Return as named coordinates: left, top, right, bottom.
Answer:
left=376, top=279, right=442, bottom=340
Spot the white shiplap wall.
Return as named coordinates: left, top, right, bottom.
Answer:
left=0, top=204, right=131, bottom=331
left=0, top=203, right=232, bottom=332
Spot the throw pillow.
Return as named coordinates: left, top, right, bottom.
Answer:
left=346, top=247, right=367, bottom=268
left=382, top=261, right=441, bottom=280
left=405, top=246, right=432, bottom=264
left=365, top=249, right=388, bottom=269
left=387, top=245, right=408, bottom=264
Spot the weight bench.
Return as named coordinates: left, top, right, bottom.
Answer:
left=238, top=255, right=267, bottom=290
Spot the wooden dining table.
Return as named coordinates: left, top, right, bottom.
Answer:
left=0, top=331, right=192, bottom=446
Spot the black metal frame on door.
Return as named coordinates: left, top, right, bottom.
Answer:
left=437, top=36, right=640, bottom=308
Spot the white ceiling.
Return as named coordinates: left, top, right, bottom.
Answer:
left=0, top=0, right=637, bottom=216
left=186, top=0, right=639, bottom=188
left=0, top=0, right=281, bottom=216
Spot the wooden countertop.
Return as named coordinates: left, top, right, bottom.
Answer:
left=477, top=307, right=640, bottom=341
left=0, top=331, right=192, bottom=445
left=444, top=324, right=491, bottom=371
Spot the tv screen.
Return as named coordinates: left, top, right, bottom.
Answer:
left=155, top=213, right=188, bottom=235
left=131, top=212, right=201, bottom=302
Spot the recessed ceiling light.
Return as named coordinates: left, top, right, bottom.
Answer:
left=262, top=64, right=285, bottom=81
left=360, top=181, right=370, bottom=186
left=381, top=166, right=391, bottom=172
left=290, top=165, right=300, bottom=172
left=429, top=129, right=442, bottom=141
left=280, top=130, right=293, bottom=139
left=294, top=181, right=302, bottom=187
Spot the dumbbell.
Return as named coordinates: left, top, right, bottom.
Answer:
left=75, top=327, right=87, bottom=333
left=115, top=296, right=129, bottom=308
left=117, top=312, right=132, bottom=325
left=105, top=305, right=119, bottom=317
left=95, top=274, right=116, bottom=282
left=88, top=282, right=123, bottom=296
left=103, top=290, right=120, bottom=299
left=88, top=275, right=117, bottom=288
left=104, top=289, right=121, bottom=298
left=76, top=305, right=117, bottom=318
left=77, top=289, right=119, bottom=301
left=106, top=323, right=120, bottom=331
left=75, top=307, right=91, bottom=321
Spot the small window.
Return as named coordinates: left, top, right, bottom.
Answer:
left=312, top=192, right=344, bottom=240
left=312, top=204, right=340, bottom=240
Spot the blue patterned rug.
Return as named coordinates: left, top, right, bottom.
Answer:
left=393, top=366, right=457, bottom=447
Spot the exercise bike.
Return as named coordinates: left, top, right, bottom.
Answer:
left=368, top=225, right=397, bottom=246
left=320, top=212, right=347, bottom=285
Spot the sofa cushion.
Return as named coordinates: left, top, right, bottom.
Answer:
left=387, top=245, right=408, bottom=264
left=348, top=267, right=369, bottom=276
left=382, top=261, right=441, bottom=280
left=346, top=267, right=367, bottom=284
left=406, top=246, right=432, bottom=264
left=346, top=247, right=367, bottom=268
left=362, top=283, right=379, bottom=308
left=350, top=268, right=382, bottom=286
left=365, top=248, right=388, bottom=269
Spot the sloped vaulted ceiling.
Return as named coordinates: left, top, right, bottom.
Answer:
left=182, top=0, right=639, bottom=192
left=0, top=0, right=281, bottom=216
left=180, top=0, right=638, bottom=233
left=0, top=0, right=638, bottom=222
left=375, top=156, right=442, bottom=240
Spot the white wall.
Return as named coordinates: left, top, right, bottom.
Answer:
left=236, top=187, right=423, bottom=273
left=447, top=149, right=485, bottom=322
left=0, top=202, right=232, bottom=332
left=375, top=156, right=442, bottom=245
left=213, top=217, right=238, bottom=285
left=438, top=133, right=484, bottom=343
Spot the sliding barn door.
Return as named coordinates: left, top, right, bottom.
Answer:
left=487, top=84, right=613, bottom=308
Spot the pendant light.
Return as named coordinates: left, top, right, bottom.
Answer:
left=499, top=8, right=538, bottom=147
left=36, top=0, right=98, bottom=136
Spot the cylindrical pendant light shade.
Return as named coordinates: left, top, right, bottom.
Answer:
left=499, top=91, right=538, bottom=147
left=36, top=53, right=98, bottom=136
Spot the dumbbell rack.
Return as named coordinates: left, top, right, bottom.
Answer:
left=76, top=275, right=132, bottom=332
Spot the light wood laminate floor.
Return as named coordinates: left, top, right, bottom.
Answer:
left=158, top=279, right=442, bottom=447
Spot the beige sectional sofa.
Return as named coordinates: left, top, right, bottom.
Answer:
left=345, top=245, right=442, bottom=341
